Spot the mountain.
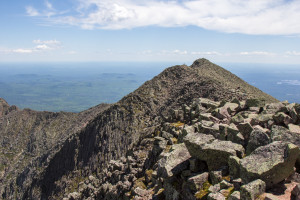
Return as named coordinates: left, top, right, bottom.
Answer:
left=0, top=58, right=279, bottom=199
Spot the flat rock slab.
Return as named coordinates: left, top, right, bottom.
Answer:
left=240, top=141, right=300, bottom=188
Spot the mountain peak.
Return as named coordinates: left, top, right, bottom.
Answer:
left=191, top=58, right=212, bottom=67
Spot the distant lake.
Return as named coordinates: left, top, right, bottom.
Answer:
left=0, top=62, right=299, bottom=112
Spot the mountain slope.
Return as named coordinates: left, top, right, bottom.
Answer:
left=0, top=58, right=278, bottom=199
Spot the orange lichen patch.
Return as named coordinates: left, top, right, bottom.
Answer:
left=195, top=181, right=211, bottom=199
left=222, top=175, right=231, bottom=182
left=171, top=137, right=178, bottom=144
left=171, top=121, right=185, bottom=128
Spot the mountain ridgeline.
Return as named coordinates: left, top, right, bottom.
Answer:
left=0, top=59, right=279, bottom=199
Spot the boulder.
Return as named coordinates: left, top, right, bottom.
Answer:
left=228, top=156, right=240, bottom=179
left=208, top=183, right=221, bottom=193
left=271, top=125, right=300, bottom=147
left=201, top=140, right=245, bottom=170
left=227, top=124, right=245, bottom=146
left=289, top=124, right=300, bottom=134
left=199, top=113, right=220, bottom=123
left=237, top=122, right=253, bottom=141
left=184, top=132, right=244, bottom=170
left=210, top=170, right=223, bottom=185
left=292, top=183, right=300, bottom=197
left=196, top=98, right=220, bottom=109
left=198, top=122, right=220, bottom=138
left=287, top=103, right=299, bottom=124
left=212, top=107, right=231, bottom=120
left=273, top=112, right=292, bottom=126
left=219, top=180, right=233, bottom=189
left=245, top=99, right=266, bottom=108
left=228, top=191, right=240, bottom=200
left=240, top=179, right=266, bottom=200
left=254, top=114, right=274, bottom=127
left=240, top=142, right=300, bottom=187
left=180, top=125, right=195, bottom=143
left=207, top=192, right=226, bottom=200
left=157, top=143, right=191, bottom=178
left=186, top=172, right=209, bottom=192
left=246, top=126, right=270, bottom=155
left=183, top=132, right=215, bottom=156
left=264, top=102, right=285, bottom=114
left=223, top=102, right=240, bottom=114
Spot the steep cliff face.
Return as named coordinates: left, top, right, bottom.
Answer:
left=0, top=58, right=278, bottom=199
left=0, top=103, right=110, bottom=199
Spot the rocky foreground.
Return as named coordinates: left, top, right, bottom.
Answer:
left=64, top=98, right=300, bottom=200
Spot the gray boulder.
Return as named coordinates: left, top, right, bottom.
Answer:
left=183, top=132, right=215, bottom=156
left=228, top=191, right=240, bottom=200
left=240, top=142, right=299, bottom=187
left=240, top=179, right=266, bottom=200
left=184, top=132, right=244, bottom=170
left=273, top=112, right=292, bottom=126
left=246, top=126, right=270, bottom=155
left=237, top=122, right=253, bottom=141
left=271, top=125, right=300, bottom=147
left=196, top=98, right=220, bottom=109
left=157, top=143, right=191, bottom=178
left=186, top=172, right=209, bottom=192
left=228, top=156, right=240, bottom=179
left=289, top=124, right=300, bottom=134
left=245, top=99, right=266, bottom=108
left=207, top=192, right=226, bottom=200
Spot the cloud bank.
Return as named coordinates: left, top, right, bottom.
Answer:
left=1, top=40, right=61, bottom=54
left=26, top=0, right=300, bottom=35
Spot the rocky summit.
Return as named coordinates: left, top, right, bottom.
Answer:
left=2, top=58, right=300, bottom=200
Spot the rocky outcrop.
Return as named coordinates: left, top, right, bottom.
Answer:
left=240, top=142, right=299, bottom=187
left=0, top=58, right=281, bottom=199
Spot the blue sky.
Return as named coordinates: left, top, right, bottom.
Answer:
left=0, top=0, right=300, bottom=64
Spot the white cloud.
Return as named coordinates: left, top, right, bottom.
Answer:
left=286, top=51, right=300, bottom=56
left=191, top=51, right=222, bottom=56
left=1, top=39, right=62, bottom=54
left=159, top=50, right=188, bottom=55
left=12, top=49, right=33, bottom=54
left=240, top=51, right=276, bottom=56
left=45, top=1, right=53, bottom=10
left=26, top=6, right=40, bottom=16
left=277, top=80, right=300, bottom=86
left=33, top=39, right=61, bottom=45
left=26, top=0, right=300, bottom=35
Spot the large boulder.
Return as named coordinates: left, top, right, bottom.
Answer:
left=157, top=143, right=191, bottom=178
left=245, top=99, right=266, bottom=108
left=240, top=141, right=300, bottom=187
left=184, top=132, right=244, bottom=170
left=183, top=132, right=215, bottom=156
left=271, top=125, right=300, bottom=147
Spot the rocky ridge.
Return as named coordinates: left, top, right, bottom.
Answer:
left=65, top=97, right=300, bottom=200
left=0, top=58, right=279, bottom=199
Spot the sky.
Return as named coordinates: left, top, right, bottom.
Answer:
left=0, top=0, right=300, bottom=64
